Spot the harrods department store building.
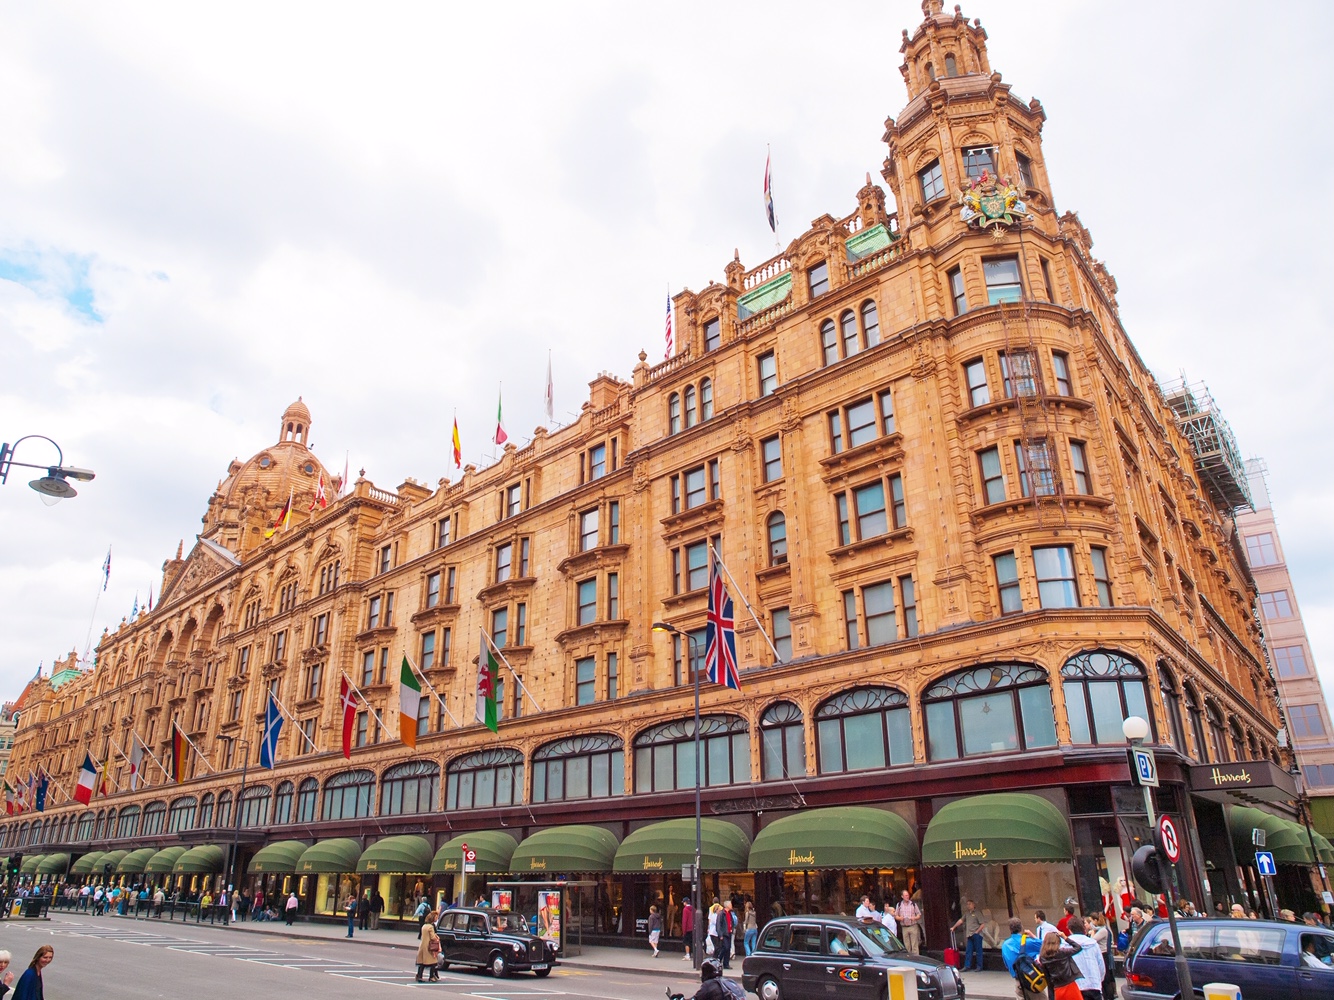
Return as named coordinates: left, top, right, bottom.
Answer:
left=8, top=1, right=1322, bottom=945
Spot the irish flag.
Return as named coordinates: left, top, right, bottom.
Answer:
left=399, top=657, right=422, bottom=749
left=477, top=631, right=499, bottom=732
left=74, top=753, right=98, bottom=804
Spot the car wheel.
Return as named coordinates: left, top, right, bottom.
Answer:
left=757, top=975, right=781, bottom=1000
left=533, top=968, right=551, bottom=978
left=490, top=951, right=510, bottom=978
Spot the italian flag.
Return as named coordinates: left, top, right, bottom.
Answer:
left=399, top=657, right=422, bottom=749
left=477, top=631, right=499, bottom=732
left=4, top=781, right=14, bottom=815
left=493, top=387, right=508, bottom=446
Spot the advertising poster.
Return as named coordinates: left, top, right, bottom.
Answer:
left=491, top=889, right=513, bottom=911
left=537, top=890, right=562, bottom=952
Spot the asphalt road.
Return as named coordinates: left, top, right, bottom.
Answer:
left=0, top=914, right=692, bottom=1000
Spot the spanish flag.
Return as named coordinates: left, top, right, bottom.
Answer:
left=264, top=488, right=293, bottom=538
left=452, top=416, right=462, bottom=469
left=169, top=722, right=186, bottom=782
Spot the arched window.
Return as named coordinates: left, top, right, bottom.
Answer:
left=295, top=778, right=318, bottom=824
left=217, top=790, right=234, bottom=827
left=322, top=769, right=374, bottom=821
left=273, top=782, right=294, bottom=825
left=76, top=811, right=95, bottom=841
left=923, top=664, right=1057, bottom=760
left=381, top=760, right=440, bottom=816
left=1206, top=702, right=1229, bottom=763
left=199, top=793, right=215, bottom=828
left=1158, top=664, right=1187, bottom=752
left=816, top=687, right=912, bottom=773
left=94, top=810, right=107, bottom=840
left=700, top=379, right=714, bottom=420
left=1062, top=651, right=1150, bottom=745
left=1247, top=731, right=1260, bottom=760
left=141, top=801, right=167, bottom=836
left=239, top=786, right=272, bottom=827
left=820, top=320, right=838, bottom=367
left=669, top=393, right=681, bottom=435
left=840, top=310, right=859, bottom=358
left=16, top=822, right=28, bottom=847
left=1229, top=721, right=1246, bottom=762
left=684, top=385, right=697, bottom=428
left=446, top=748, right=523, bottom=810
left=167, top=797, right=196, bottom=833
left=926, top=62, right=936, bottom=81
left=116, top=806, right=141, bottom=839
left=767, top=512, right=788, bottom=566
left=1184, top=684, right=1208, bottom=761
left=533, top=734, right=624, bottom=802
left=760, top=702, right=805, bottom=782
left=861, top=301, right=880, bottom=347
left=945, top=53, right=958, bottom=76
left=633, top=714, right=749, bottom=793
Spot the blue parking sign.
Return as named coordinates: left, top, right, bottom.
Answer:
left=1255, top=851, right=1277, bottom=876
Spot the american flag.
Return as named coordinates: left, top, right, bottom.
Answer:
left=664, top=293, right=674, bottom=360
left=705, top=557, right=741, bottom=690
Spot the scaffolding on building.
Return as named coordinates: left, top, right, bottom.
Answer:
left=1160, top=375, right=1253, bottom=513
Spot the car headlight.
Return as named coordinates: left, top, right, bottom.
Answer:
left=512, top=943, right=523, bottom=953
left=916, top=971, right=932, bottom=987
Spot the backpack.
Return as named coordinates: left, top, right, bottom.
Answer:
left=1014, top=953, right=1046, bottom=994
left=719, top=978, right=746, bottom=1000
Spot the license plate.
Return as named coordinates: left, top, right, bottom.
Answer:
left=530, top=963, right=548, bottom=970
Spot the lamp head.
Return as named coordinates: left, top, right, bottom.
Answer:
left=29, top=470, right=77, bottom=503
left=1122, top=716, right=1150, bottom=743
left=651, top=622, right=680, bottom=636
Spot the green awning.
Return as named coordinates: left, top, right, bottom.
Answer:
left=247, top=839, right=310, bottom=875
left=1228, top=806, right=1314, bottom=865
left=70, top=851, right=107, bottom=875
left=613, top=818, right=751, bottom=873
left=144, top=847, right=187, bottom=874
left=1312, top=831, right=1334, bottom=864
left=750, top=807, right=920, bottom=872
left=357, top=835, right=433, bottom=875
left=510, top=826, right=619, bottom=874
left=432, top=831, right=516, bottom=874
left=35, top=853, right=70, bottom=875
left=98, top=850, right=128, bottom=873
left=19, top=854, right=45, bottom=875
left=173, top=844, right=227, bottom=874
left=296, top=838, right=362, bottom=874
left=118, top=847, right=159, bottom=874
left=922, top=793, right=1073, bottom=865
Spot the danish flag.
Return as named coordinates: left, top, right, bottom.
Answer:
left=705, top=557, right=741, bottom=690
left=339, top=677, right=358, bottom=759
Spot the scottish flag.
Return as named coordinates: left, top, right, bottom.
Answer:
left=259, top=693, right=283, bottom=769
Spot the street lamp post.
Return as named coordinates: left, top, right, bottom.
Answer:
left=652, top=622, right=703, bottom=970
left=0, top=435, right=95, bottom=504
left=215, top=735, right=250, bottom=924
left=1122, top=716, right=1192, bottom=998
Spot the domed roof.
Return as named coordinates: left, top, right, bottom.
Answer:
left=282, top=396, right=311, bottom=427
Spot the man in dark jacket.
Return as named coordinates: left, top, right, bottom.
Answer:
left=357, top=892, right=371, bottom=931
left=716, top=901, right=736, bottom=969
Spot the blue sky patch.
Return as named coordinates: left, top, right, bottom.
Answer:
left=0, top=247, right=103, bottom=322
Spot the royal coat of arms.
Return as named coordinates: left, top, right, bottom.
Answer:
left=958, top=170, right=1027, bottom=236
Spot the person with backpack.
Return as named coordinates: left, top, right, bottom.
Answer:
left=668, top=958, right=746, bottom=1000
left=1037, top=931, right=1082, bottom=1000
left=1001, top=917, right=1045, bottom=1000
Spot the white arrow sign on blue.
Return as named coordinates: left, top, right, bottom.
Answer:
left=1255, top=851, right=1277, bottom=877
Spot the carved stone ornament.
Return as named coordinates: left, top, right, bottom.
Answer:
left=958, top=170, right=1028, bottom=236
left=632, top=461, right=650, bottom=493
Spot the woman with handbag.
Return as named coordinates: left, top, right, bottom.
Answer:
left=416, top=910, right=441, bottom=982
left=1036, top=932, right=1082, bottom=1000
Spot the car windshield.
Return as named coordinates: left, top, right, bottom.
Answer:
left=491, top=912, right=528, bottom=933
left=855, top=923, right=907, bottom=956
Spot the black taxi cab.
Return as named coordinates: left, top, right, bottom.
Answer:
left=741, top=915, right=964, bottom=1000
left=434, top=907, right=556, bottom=978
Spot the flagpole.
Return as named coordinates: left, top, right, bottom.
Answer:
left=405, top=656, right=461, bottom=729
left=708, top=541, right=784, bottom=664
left=81, top=546, right=112, bottom=668
left=178, top=728, right=218, bottom=774
left=106, top=735, right=144, bottom=789
left=39, top=768, right=74, bottom=804
left=340, top=671, right=390, bottom=736
left=269, top=691, right=319, bottom=753
left=481, top=630, right=543, bottom=714
left=131, top=729, right=171, bottom=780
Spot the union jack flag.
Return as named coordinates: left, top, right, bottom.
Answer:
left=705, top=557, right=741, bottom=690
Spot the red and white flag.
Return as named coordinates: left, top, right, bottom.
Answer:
left=339, top=676, right=357, bottom=759
left=129, top=736, right=144, bottom=791
left=664, top=292, right=674, bottom=360
left=309, top=472, right=328, bottom=511
left=74, top=753, right=98, bottom=805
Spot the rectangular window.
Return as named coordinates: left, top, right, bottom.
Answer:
left=843, top=590, right=859, bottom=649
left=608, top=501, right=620, bottom=544
left=519, top=537, right=531, bottom=575
left=890, top=473, right=906, bottom=527
left=828, top=411, right=844, bottom=453
left=441, top=627, right=452, bottom=668
left=836, top=494, right=851, bottom=546
left=846, top=398, right=876, bottom=448
left=863, top=581, right=897, bottom=645
left=965, top=359, right=989, bottom=406
left=1090, top=547, right=1113, bottom=607
left=420, top=631, right=436, bottom=670
left=355, top=711, right=369, bottom=748
left=761, top=435, right=783, bottom=481
left=703, top=317, right=721, bottom=351
left=575, top=656, right=596, bottom=705
left=607, top=652, right=618, bottom=700
left=772, top=607, right=792, bottom=661
left=579, top=508, right=599, bottom=551
left=757, top=351, right=777, bottom=397
left=515, top=602, right=527, bottom=645
left=495, top=542, right=512, bottom=582
left=586, top=443, right=607, bottom=481
left=426, top=572, right=440, bottom=608
left=229, top=690, right=242, bottom=721
left=272, top=630, right=286, bottom=663
left=808, top=261, right=829, bottom=298
left=995, top=552, right=1022, bottom=614
left=676, top=465, right=707, bottom=511
left=436, top=516, right=452, bottom=548
left=607, top=573, right=619, bottom=620
left=900, top=576, right=918, bottom=637
left=361, top=650, right=375, bottom=686
left=672, top=629, right=707, bottom=686
left=1245, top=533, right=1279, bottom=566
left=919, top=159, right=944, bottom=202
left=949, top=267, right=967, bottom=315
left=1040, top=257, right=1055, bottom=301
left=416, top=692, right=430, bottom=737
left=577, top=579, right=597, bottom=626
left=379, top=545, right=392, bottom=575
left=378, top=646, right=390, bottom=683
left=384, top=591, right=394, bottom=627
left=300, top=719, right=316, bottom=754
left=1016, top=151, right=1035, bottom=189
left=504, top=483, right=521, bottom=518
left=1259, top=590, right=1293, bottom=619
left=1000, top=350, right=1038, bottom=398
left=1034, top=545, right=1079, bottom=608
left=854, top=481, right=887, bottom=539
left=685, top=540, right=708, bottom=591
left=1291, top=703, right=1327, bottom=739
left=879, top=389, right=895, bottom=435
left=492, top=607, right=508, bottom=648
left=963, top=145, right=995, bottom=180
left=367, top=595, right=382, bottom=629
left=709, top=459, right=721, bottom=500
left=307, top=663, right=323, bottom=700
left=1015, top=440, right=1056, bottom=497
left=979, top=447, right=1005, bottom=504
left=1273, top=645, right=1309, bottom=678
left=313, top=613, right=329, bottom=646
left=1069, top=441, right=1091, bottom=494
left=984, top=257, right=1023, bottom=304
left=237, top=646, right=250, bottom=674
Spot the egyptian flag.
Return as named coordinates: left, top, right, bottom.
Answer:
left=74, top=755, right=98, bottom=805
left=169, top=723, right=186, bottom=782
left=339, top=676, right=357, bottom=759
left=264, top=488, right=293, bottom=538
left=309, top=472, right=328, bottom=511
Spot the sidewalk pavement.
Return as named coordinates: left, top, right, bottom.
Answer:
left=100, top=911, right=1020, bottom=998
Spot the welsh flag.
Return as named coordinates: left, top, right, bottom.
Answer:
left=399, top=657, right=422, bottom=749
left=476, top=632, right=499, bottom=732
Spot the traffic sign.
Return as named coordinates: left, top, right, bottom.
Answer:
left=1255, top=851, right=1277, bottom=877
left=464, top=848, right=477, bottom=863
left=1130, top=747, right=1158, bottom=788
left=1157, top=816, right=1181, bottom=864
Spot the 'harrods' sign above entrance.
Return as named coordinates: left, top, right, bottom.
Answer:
left=1189, top=760, right=1298, bottom=804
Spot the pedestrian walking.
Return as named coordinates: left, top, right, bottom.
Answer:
left=743, top=901, right=758, bottom=956
left=12, top=945, right=52, bottom=1000
left=0, top=949, right=15, bottom=999
left=344, top=894, right=357, bottom=938
left=357, top=892, right=371, bottom=931
left=285, top=891, right=299, bottom=925
left=648, top=905, right=663, bottom=957
left=716, top=900, right=736, bottom=969
left=681, top=898, right=694, bottom=963
left=896, top=890, right=923, bottom=955
left=952, top=899, right=985, bottom=970
left=416, top=911, right=441, bottom=982
left=371, top=889, right=384, bottom=930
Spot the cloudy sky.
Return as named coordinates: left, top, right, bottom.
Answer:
left=3, top=1, right=1332, bottom=710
